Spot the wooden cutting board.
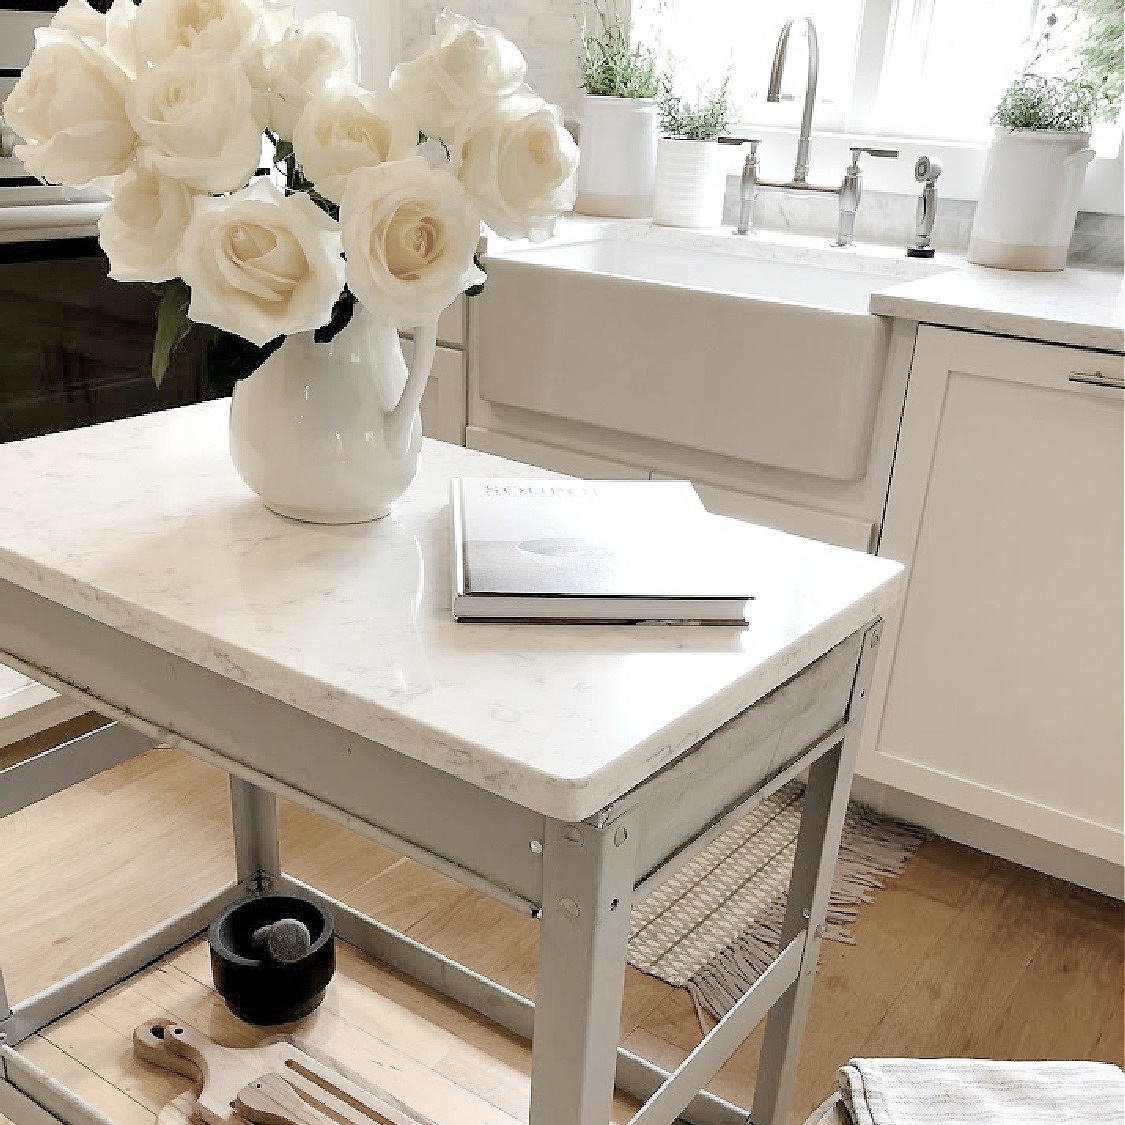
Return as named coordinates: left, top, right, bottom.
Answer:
left=134, top=1019, right=433, bottom=1125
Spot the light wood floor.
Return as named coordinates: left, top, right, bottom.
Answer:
left=1, top=728, right=1121, bottom=1125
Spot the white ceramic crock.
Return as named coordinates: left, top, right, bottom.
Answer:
left=968, top=128, right=1095, bottom=271
left=228, top=305, right=436, bottom=524
left=574, top=94, right=660, bottom=219
left=652, top=136, right=729, bottom=228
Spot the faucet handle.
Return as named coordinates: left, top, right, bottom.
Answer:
left=849, top=145, right=899, bottom=164
left=914, top=155, right=943, bottom=183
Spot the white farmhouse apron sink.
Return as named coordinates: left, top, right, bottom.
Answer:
left=477, top=236, right=944, bottom=482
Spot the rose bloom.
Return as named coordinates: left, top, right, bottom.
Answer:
left=99, top=164, right=195, bottom=283
left=293, top=84, right=417, bottom=204
left=3, top=29, right=135, bottom=189
left=127, top=47, right=263, bottom=193
left=453, top=90, right=577, bottom=241
left=178, top=180, right=345, bottom=346
left=248, top=12, right=358, bottom=140
left=340, top=155, right=484, bottom=330
left=133, top=0, right=262, bottom=67
left=389, top=9, right=525, bottom=141
left=45, top=0, right=138, bottom=76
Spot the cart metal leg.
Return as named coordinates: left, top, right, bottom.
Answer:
left=230, top=776, right=280, bottom=890
left=530, top=811, right=640, bottom=1125
left=750, top=622, right=881, bottom=1125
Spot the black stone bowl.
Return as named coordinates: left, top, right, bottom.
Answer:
left=208, top=893, right=335, bottom=1025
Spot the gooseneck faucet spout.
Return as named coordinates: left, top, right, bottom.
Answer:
left=767, top=16, right=818, bottom=184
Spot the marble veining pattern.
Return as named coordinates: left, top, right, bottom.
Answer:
left=870, top=265, right=1125, bottom=353
left=0, top=402, right=902, bottom=820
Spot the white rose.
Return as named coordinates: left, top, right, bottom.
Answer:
left=178, top=180, right=345, bottom=346
left=257, top=0, right=296, bottom=47
left=453, top=90, right=577, bottom=241
left=133, top=0, right=262, bottom=67
left=3, top=29, right=135, bottom=189
left=294, top=84, right=417, bottom=204
left=248, top=12, right=358, bottom=140
left=128, top=47, right=263, bottom=194
left=340, top=156, right=484, bottom=329
left=48, top=0, right=107, bottom=42
left=99, top=165, right=195, bottom=283
left=389, top=8, right=525, bottom=141
left=46, top=0, right=139, bottom=76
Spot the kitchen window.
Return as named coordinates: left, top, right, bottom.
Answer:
left=631, top=0, right=1121, bottom=143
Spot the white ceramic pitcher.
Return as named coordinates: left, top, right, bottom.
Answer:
left=228, top=304, right=436, bottom=523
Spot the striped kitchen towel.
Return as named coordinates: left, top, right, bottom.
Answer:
left=838, top=1058, right=1124, bottom=1125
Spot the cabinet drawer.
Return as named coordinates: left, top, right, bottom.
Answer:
left=920, top=324, right=1124, bottom=397
left=402, top=341, right=466, bottom=447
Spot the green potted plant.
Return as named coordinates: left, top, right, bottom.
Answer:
left=574, top=1, right=662, bottom=217
left=652, top=75, right=732, bottom=228
left=968, top=15, right=1098, bottom=270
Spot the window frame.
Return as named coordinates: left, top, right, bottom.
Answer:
left=631, top=0, right=1123, bottom=214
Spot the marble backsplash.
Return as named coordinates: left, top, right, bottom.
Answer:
left=721, top=180, right=1124, bottom=269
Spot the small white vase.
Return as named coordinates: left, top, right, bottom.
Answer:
left=652, top=136, right=729, bottom=228
left=968, top=128, right=1095, bottom=271
left=574, top=95, right=659, bottom=218
left=228, top=304, right=437, bottom=524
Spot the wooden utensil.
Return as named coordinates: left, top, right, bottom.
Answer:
left=134, top=1020, right=432, bottom=1125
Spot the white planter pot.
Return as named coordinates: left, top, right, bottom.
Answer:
left=228, top=304, right=436, bottom=524
left=968, top=128, right=1094, bottom=271
left=652, top=136, right=729, bottom=228
left=575, top=95, right=659, bottom=219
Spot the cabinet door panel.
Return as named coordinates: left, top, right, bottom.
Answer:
left=868, top=327, right=1124, bottom=864
left=401, top=341, right=466, bottom=447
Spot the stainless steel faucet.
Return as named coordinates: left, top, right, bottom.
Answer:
left=733, top=16, right=899, bottom=244
left=767, top=17, right=818, bottom=184
left=834, top=146, right=900, bottom=247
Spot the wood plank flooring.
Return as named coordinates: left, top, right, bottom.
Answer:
left=1, top=739, right=1121, bottom=1125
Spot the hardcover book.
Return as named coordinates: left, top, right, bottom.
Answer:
left=450, top=477, right=755, bottom=624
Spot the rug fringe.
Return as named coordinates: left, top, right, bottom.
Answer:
left=685, top=799, right=928, bottom=1030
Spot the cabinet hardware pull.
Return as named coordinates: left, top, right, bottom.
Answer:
left=1069, top=371, right=1124, bottom=390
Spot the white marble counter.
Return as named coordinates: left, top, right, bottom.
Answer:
left=870, top=263, right=1125, bottom=353
left=0, top=401, right=902, bottom=820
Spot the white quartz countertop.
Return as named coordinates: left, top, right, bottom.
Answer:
left=870, top=263, right=1125, bottom=353
left=0, top=401, right=903, bottom=820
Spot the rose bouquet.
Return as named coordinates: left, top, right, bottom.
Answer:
left=3, top=3, right=579, bottom=389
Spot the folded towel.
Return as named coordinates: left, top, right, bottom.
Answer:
left=838, top=1058, right=1124, bottom=1125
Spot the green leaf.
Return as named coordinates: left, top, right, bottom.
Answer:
left=204, top=329, right=286, bottom=396
left=273, top=139, right=294, bottom=164
left=313, top=287, right=356, bottom=344
left=463, top=252, right=487, bottom=298
left=151, top=280, right=193, bottom=388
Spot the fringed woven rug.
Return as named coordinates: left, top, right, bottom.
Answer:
left=627, top=779, right=928, bottom=1030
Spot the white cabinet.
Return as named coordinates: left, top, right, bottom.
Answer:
left=861, top=326, right=1124, bottom=876
left=402, top=297, right=467, bottom=447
